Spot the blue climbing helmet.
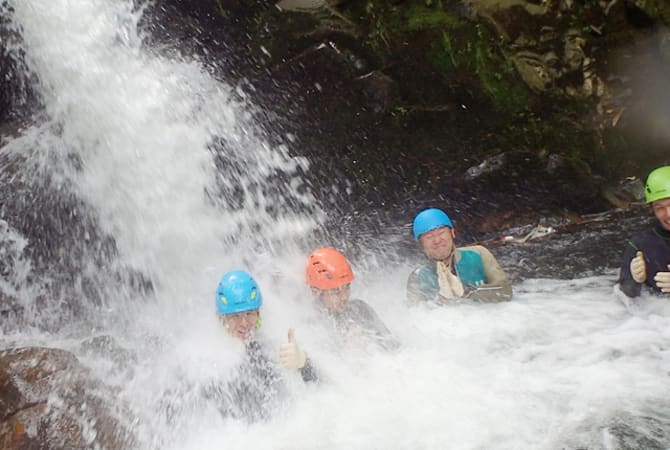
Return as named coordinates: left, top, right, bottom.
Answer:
left=215, top=270, right=263, bottom=315
left=412, top=208, right=454, bottom=240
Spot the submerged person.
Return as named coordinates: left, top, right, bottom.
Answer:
left=618, top=166, right=670, bottom=298
left=304, top=247, right=400, bottom=351
left=206, top=270, right=316, bottom=422
left=407, top=208, right=512, bottom=305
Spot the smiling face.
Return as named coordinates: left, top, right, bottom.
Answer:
left=223, top=309, right=259, bottom=341
left=652, top=197, right=670, bottom=231
left=418, top=226, right=456, bottom=262
left=311, top=284, right=351, bottom=314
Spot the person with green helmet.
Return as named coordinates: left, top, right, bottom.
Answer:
left=407, top=208, right=512, bottom=304
left=205, top=270, right=316, bottom=422
left=618, top=166, right=670, bottom=297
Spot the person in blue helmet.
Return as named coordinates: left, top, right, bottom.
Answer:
left=618, top=166, right=670, bottom=298
left=407, top=208, right=512, bottom=304
left=215, top=270, right=317, bottom=379
left=205, top=270, right=316, bottom=422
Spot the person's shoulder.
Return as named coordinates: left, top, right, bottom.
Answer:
left=458, top=245, right=492, bottom=255
left=347, top=299, right=378, bottom=319
left=409, top=262, right=435, bottom=277
left=348, top=298, right=373, bottom=312
left=628, top=228, right=658, bottom=246
left=635, top=228, right=656, bottom=237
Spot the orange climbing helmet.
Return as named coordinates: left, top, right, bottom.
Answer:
left=305, top=247, right=354, bottom=290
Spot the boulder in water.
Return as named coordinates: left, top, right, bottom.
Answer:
left=0, top=346, right=134, bottom=450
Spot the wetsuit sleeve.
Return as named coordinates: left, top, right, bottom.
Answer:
left=406, top=266, right=436, bottom=305
left=617, top=240, right=642, bottom=298
left=407, top=269, right=423, bottom=305
left=467, top=246, right=512, bottom=302
left=300, top=357, right=318, bottom=382
left=352, top=300, right=401, bottom=351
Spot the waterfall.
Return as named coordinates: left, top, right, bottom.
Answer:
left=2, top=2, right=670, bottom=449
left=1, top=0, right=318, bottom=333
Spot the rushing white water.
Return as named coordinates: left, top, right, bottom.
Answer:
left=2, top=1, right=670, bottom=449
left=2, top=0, right=316, bottom=318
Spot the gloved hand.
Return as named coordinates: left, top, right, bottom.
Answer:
left=279, top=328, right=306, bottom=369
left=436, top=261, right=464, bottom=300
left=654, top=265, right=670, bottom=293
left=630, top=251, right=647, bottom=283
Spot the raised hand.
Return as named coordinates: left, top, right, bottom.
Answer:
left=630, top=251, right=647, bottom=283
left=279, top=327, right=306, bottom=369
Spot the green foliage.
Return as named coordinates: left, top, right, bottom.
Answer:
left=471, top=26, right=530, bottom=113
left=499, top=110, right=601, bottom=177
left=440, top=31, right=457, bottom=67
left=212, top=0, right=228, bottom=18
left=423, top=19, right=530, bottom=113
left=347, top=0, right=531, bottom=112
left=365, top=0, right=391, bottom=49
left=405, top=5, right=460, bottom=31
left=392, top=105, right=409, bottom=116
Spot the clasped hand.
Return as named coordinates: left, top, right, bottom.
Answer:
left=654, top=264, right=670, bottom=293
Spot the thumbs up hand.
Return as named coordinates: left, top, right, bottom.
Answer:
left=630, top=251, right=647, bottom=283
left=279, top=328, right=306, bottom=369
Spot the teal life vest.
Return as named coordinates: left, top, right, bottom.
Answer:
left=455, top=249, right=486, bottom=286
left=412, top=249, right=487, bottom=300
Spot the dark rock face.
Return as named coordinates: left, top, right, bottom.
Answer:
left=0, top=347, right=135, bottom=450
left=0, top=4, right=38, bottom=126
left=3, top=0, right=669, bottom=229
left=137, top=0, right=670, bottom=233
left=0, top=149, right=151, bottom=330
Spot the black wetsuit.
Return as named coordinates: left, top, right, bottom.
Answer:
left=329, top=299, right=400, bottom=351
left=618, top=224, right=670, bottom=298
left=203, top=340, right=317, bottom=422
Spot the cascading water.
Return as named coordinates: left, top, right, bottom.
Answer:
left=1, top=1, right=670, bottom=449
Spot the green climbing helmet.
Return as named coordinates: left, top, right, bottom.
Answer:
left=645, top=165, right=670, bottom=203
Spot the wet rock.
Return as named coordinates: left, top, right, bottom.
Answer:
left=601, top=177, right=645, bottom=208
left=510, top=50, right=553, bottom=92
left=660, top=28, right=670, bottom=62
left=0, top=11, right=38, bottom=124
left=276, top=0, right=328, bottom=11
left=465, top=153, right=507, bottom=179
left=0, top=291, right=25, bottom=333
left=625, top=0, right=670, bottom=25
left=0, top=149, right=155, bottom=331
left=0, top=347, right=135, bottom=450
left=352, top=70, right=399, bottom=115
left=78, top=335, right=138, bottom=370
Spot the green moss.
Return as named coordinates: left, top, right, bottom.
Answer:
left=422, top=31, right=457, bottom=72
left=405, top=5, right=461, bottom=31
left=422, top=21, right=530, bottom=112
left=471, top=26, right=530, bottom=113
left=496, top=111, right=602, bottom=181
left=345, top=1, right=531, bottom=112
left=211, top=0, right=228, bottom=18
left=364, top=1, right=392, bottom=49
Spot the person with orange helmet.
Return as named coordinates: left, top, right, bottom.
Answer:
left=299, top=247, right=399, bottom=351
